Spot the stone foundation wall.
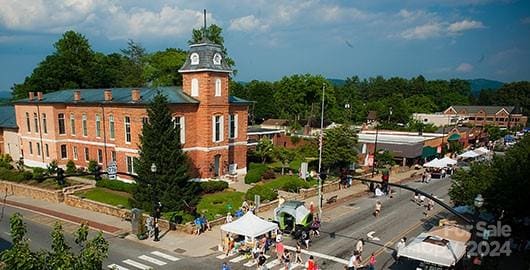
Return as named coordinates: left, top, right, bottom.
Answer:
left=64, top=194, right=128, bottom=219
left=0, top=180, right=64, bottom=203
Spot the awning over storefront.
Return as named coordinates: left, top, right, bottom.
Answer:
left=447, top=133, right=461, bottom=141
left=422, top=146, right=437, bottom=158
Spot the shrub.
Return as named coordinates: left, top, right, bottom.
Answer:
left=66, top=160, right=76, bottom=174
left=32, top=167, right=47, bottom=182
left=95, top=179, right=137, bottom=194
left=244, top=163, right=269, bottom=184
left=200, top=181, right=228, bottom=194
left=47, top=160, right=59, bottom=175
left=0, top=167, right=32, bottom=182
left=245, top=185, right=277, bottom=201
left=87, top=160, right=98, bottom=173
left=163, top=211, right=194, bottom=224
left=0, top=154, right=13, bottom=169
left=244, top=175, right=313, bottom=201
left=261, top=169, right=276, bottom=180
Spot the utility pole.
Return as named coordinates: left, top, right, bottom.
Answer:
left=318, top=83, right=326, bottom=218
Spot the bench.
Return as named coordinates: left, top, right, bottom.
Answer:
left=326, top=195, right=338, bottom=204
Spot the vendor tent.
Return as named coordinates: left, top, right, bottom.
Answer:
left=398, top=230, right=468, bottom=267
left=220, top=212, right=278, bottom=239
left=474, top=147, right=490, bottom=154
left=439, top=157, right=457, bottom=166
left=458, top=150, right=480, bottom=159
left=423, top=158, right=445, bottom=168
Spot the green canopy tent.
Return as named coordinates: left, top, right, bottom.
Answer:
left=447, top=133, right=461, bottom=141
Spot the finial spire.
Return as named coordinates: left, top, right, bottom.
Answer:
left=203, top=9, right=207, bottom=30
left=201, top=9, right=208, bottom=43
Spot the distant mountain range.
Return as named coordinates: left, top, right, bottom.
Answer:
left=0, top=91, right=11, bottom=100
left=467, top=79, right=504, bottom=94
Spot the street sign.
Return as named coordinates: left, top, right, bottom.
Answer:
left=107, top=161, right=117, bottom=179
left=254, top=195, right=260, bottom=209
left=300, top=162, right=308, bottom=180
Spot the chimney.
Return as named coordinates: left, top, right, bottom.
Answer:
left=36, top=92, right=43, bottom=101
left=28, top=92, right=35, bottom=101
left=104, top=89, right=113, bottom=101
left=73, top=90, right=81, bottom=102
left=131, top=89, right=141, bottom=102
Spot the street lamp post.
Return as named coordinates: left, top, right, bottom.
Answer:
left=318, top=83, right=326, bottom=218
left=150, top=163, right=157, bottom=215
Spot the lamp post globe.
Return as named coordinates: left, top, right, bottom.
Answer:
left=151, top=163, right=157, bottom=173
left=474, top=194, right=484, bottom=208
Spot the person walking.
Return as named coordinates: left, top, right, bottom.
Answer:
left=347, top=251, right=359, bottom=270
left=275, top=239, right=285, bottom=260
left=221, top=262, right=231, bottom=270
left=282, top=251, right=291, bottom=270
left=225, top=212, right=233, bottom=223
left=374, top=201, right=382, bottom=217
left=306, top=255, right=316, bottom=270
left=395, top=237, right=406, bottom=262
left=368, top=253, right=376, bottom=270
left=295, top=243, right=303, bottom=264
left=355, top=239, right=364, bottom=257
left=153, top=221, right=160, bottom=242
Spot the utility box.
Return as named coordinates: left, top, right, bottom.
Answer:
left=131, top=208, right=144, bottom=235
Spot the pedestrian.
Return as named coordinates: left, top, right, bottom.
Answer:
left=374, top=201, right=382, bottom=217
left=395, top=237, right=406, bottom=262
left=194, top=216, right=202, bottom=235
left=282, top=251, right=291, bottom=270
left=413, top=192, right=420, bottom=205
left=441, top=168, right=446, bottom=178
left=355, top=239, right=364, bottom=256
left=295, top=243, right=303, bottom=264
left=301, top=230, right=310, bottom=249
left=347, top=251, right=358, bottom=270
left=306, top=255, right=316, bottom=270
left=225, top=212, right=233, bottom=223
left=311, top=216, right=321, bottom=237
left=201, top=215, right=211, bottom=231
left=257, top=252, right=267, bottom=268
left=224, top=234, right=231, bottom=255
left=310, top=201, right=315, bottom=214
left=153, top=221, right=160, bottom=242
left=221, top=262, right=231, bottom=270
left=421, top=172, right=426, bottom=183
left=275, top=239, right=285, bottom=260
left=368, top=253, right=376, bottom=270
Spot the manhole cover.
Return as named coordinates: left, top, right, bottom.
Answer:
left=174, top=248, right=186, bottom=254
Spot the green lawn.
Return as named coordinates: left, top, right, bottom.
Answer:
left=197, top=191, right=245, bottom=220
left=76, top=187, right=131, bottom=208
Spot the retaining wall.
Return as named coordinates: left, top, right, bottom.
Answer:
left=0, top=180, right=64, bottom=203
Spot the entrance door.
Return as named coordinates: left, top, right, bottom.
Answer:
left=213, top=155, right=221, bottom=177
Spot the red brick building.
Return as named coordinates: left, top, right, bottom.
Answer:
left=443, top=105, right=527, bottom=128
left=12, top=40, right=250, bottom=180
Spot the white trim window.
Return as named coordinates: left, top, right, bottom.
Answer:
left=212, top=115, right=224, bottom=142
left=97, top=149, right=103, bottom=164
left=25, top=112, right=31, bottom=133
left=36, top=142, right=41, bottom=156
left=215, top=78, right=222, bottom=96
left=33, top=113, right=38, bottom=133
left=45, top=144, right=50, bottom=158
left=190, top=52, right=199, bottom=65
left=29, top=141, right=33, bottom=155
left=60, top=144, right=67, bottom=159
left=58, top=113, right=66, bottom=135
left=173, top=116, right=186, bottom=144
left=73, top=146, right=78, bottom=160
left=229, top=114, right=238, bottom=139
left=109, top=114, right=115, bottom=140
left=191, top=78, right=199, bottom=97
left=70, top=113, right=75, bottom=135
left=82, top=113, right=88, bottom=137
left=84, top=147, right=89, bottom=161
left=42, top=113, right=47, bottom=134
left=126, top=156, right=135, bottom=174
left=95, top=114, right=101, bottom=138
left=111, top=151, right=116, bottom=162
left=124, top=116, right=131, bottom=143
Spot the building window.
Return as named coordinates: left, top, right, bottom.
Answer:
left=42, top=113, right=47, bottom=134
left=33, top=113, right=38, bottom=133
left=45, top=144, right=49, bottom=157
left=213, top=53, right=222, bottom=65
left=58, top=113, right=66, bottom=135
left=25, top=112, right=31, bottom=132
left=486, top=117, right=494, bottom=121
left=229, top=114, right=238, bottom=139
left=468, top=117, right=476, bottom=120
left=109, top=114, right=115, bottom=140
left=111, top=151, right=116, bottom=162
left=36, top=142, right=41, bottom=156
left=142, top=117, right=149, bottom=127
left=29, top=142, right=33, bottom=155
left=190, top=52, right=199, bottom=65
left=97, top=149, right=103, bottom=164
left=60, top=144, right=67, bottom=159
left=476, top=117, right=484, bottom=121
left=215, top=78, right=221, bottom=96
left=95, top=114, right=101, bottom=137
left=191, top=78, right=199, bottom=97
left=82, top=113, right=88, bottom=136
left=212, top=115, right=223, bottom=142
left=125, top=116, right=131, bottom=143
left=70, top=113, right=76, bottom=135
left=173, top=116, right=186, bottom=144
left=84, top=147, right=89, bottom=161
left=126, top=156, right=135, bottom=174
left=73, top=146, right=78, bottom=160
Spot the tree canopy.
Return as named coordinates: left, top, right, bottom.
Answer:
left=321, top=125, right=358, bottom=171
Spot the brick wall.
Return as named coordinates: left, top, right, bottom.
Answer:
left=0, top=180, right=64, bottom=203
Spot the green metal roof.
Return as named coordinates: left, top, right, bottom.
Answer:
left=13, top=87, right=199, bottom=105
left=422, top=146, right=437, bottom=158
left=0, top=105, right=17, bottom=129
left=229, top=96, right=253, bottom=105
left=447, top=133, right=461, bottom=141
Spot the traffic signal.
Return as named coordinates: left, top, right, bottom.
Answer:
left=94, top=165, right=102, bottom=181
left=56, top=168, right=65, bottom=186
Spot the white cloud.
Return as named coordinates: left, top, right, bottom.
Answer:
left=447, top=20, right=485, bottom=33
left=400, top=22, right=444, bottom=39
left=456, top=63, right=474, bottom=72
left=229, top=15, right=268, bottom=32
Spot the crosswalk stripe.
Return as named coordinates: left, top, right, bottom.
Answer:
left=151, top=251, right=181, bottom=262
left=229, top=255, right=248, bottom=263
left=216, top=254, right=231, bottom=260
left=122, top=259, right=152, bottom=270
left=265, top=259, right=281, bottom=269
left=138, top=255, right=166, bottom=266
left=243, top=259, right=257, bottom=267
left=290, top=263, right=303, bottom=269
left=107, top=264, right=130, bottom=270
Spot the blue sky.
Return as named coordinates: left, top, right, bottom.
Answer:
left=1, top=0, right=529, bottom=92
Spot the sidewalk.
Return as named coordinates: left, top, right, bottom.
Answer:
left=2, top=168, right=423, bottom=258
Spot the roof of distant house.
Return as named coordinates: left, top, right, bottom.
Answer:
left=12, top=87, right=250, bottom=105
left=261, top=119, right=289, bottom=126
left=448, top=105, right=516, bottom=115
left=0, top=105, right=17, bottom=129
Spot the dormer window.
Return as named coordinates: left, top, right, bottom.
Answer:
left=191, top=53, right=199, bottom=65
left=213, top=53, right=222, bottom=65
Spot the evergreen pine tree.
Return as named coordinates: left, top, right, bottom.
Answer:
left=132, top=92, right=200, bottom=213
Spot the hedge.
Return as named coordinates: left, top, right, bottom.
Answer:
left=244, top=163, right=269, bottom=184
left=200, top=181, right=228, bottom=194
left=0, top=167, right=32, bottom=182
left=244, top=175, right=313, bottom=201
left=95, top=179, right=137, bottom=194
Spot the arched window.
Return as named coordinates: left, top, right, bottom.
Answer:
left=213, top=53, right=222, bottom=65
left=191, top=78, right=199, bottom=97
left=190, top=53, right=199, bottom=65
left=215, top=78, right=222, bottom=97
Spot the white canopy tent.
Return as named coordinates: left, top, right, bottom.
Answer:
left=220, top=212, right=278, bottom=239
left=398, top=231, right=468, bottom=267
left=474, top=147, right=490, bottom=155
left=439, top=157, right=457, bottom=166
left=458, top=150, right=481, bottom=159
left=423, top=158, right=445, bottom=168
